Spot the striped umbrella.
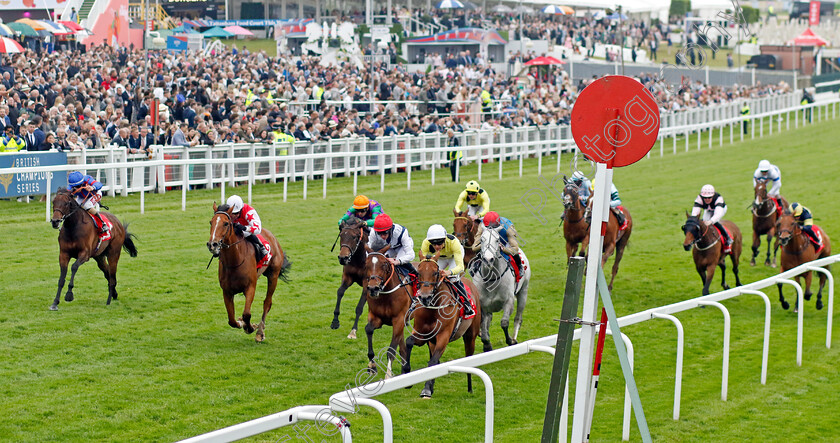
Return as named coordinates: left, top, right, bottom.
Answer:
left=40, top=20, right=73, bottom=35
left=436, top=0, right=465, bottom=8
left=0, top=24, right=12, bottom=37
left=0, top=37, right=25, bottom=53
left=15, top=18, right=47, bottom=31
left=542, top=5, right=570, bottom=14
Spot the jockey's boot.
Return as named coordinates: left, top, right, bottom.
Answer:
left=94, top=213, right=109, bottom=233
left=246, top=235, right=267, bottom=262
left=803, top=226, right=820, bottom=245
left=716, top=222, right=733, bottom=254
left=452, top=279, right=475, bottom=318
left=512, top=253, right=524, bottom=276
left=612, top=207, right=626, bottom=228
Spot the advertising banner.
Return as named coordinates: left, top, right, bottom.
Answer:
left=809, top=0, right=820, bottom=26
left=0, top=152, right=67, bottom=198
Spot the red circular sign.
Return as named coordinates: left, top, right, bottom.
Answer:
left=571, top=76, right=660, bottom=167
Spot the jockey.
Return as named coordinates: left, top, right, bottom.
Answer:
left=753, top=159, right=782, bottom=203
left=421, top=224, right=475, bottom=318
left=571, top=171, right=592, bottom=205
left=338, top=195, right=383, bottom=228
left=476, top=211, right=523, bottom=276
left=788, top=202, right=820, bottom=244
left=226, top=195, right=272, bottom=268
left=367, top=214, right=417, bottom=278
left=691, top=184, right=733, bottom=253
left=454, top=180, right=490, bottom=221
left=589, top=181, right=626, bottom=227
left=67, top=171, right=108, bottom=234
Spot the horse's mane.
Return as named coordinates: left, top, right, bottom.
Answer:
left=216, top=203, right=231, bottom=212
left=342, top=215, right=366, bottom=230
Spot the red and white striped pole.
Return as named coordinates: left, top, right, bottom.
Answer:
left=583, top=307, right=608, bottom=442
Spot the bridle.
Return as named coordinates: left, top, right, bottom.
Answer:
left=415, top=257, right=458, bottom=310
left=752, top=184, right=775, bottom=218
left=366, top=252, right=401, bottom=296
left=51, top=193, right=81, bottom=226
left=339, top=226, right=364, bottom=258
left=453, top=216, right=475, bottom=246
left=683, top=219, right=718, bottom=251
left=212, top=211, right=245, bottom=250
left=475, top=229, right=510, bottom=285
left=563, top=184, right=587, bottom=224
left=777, top=220, right=810, bottom=254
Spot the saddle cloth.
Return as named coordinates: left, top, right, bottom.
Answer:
left=89, top=214, right=113, bottom=242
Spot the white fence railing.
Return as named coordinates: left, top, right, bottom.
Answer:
left=4, top=93, right=838, bottom=220
left=179, top=254, right=838, bottom=442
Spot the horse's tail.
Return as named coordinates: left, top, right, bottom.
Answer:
left=278, top=252, right=292, bottom=282
left=122, top=222, right=139, bottom=258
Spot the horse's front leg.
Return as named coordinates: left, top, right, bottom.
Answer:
left=240, top=284, right=258, bottom=334
left=802, top=272, right=813, bottom=301
left=255, top=274, right=279, bottom=342
left=420, top=342, right=441, bottom=398
left=777, top=282, right=790, bottom=310
left=816, top=270, right=827, bottom=310
left=332, top=277, right=351, bottom=330
left=565, top=241, right=577, bottom=261
left=365, top=315, right=383, bottom=374
left=222, top=291, right=242, bottom=329
left=65, top=253, right=91, bottom=303
left=719, top=261, right=729, bottom=290
left=764, top=232, right=773, bottom=266
left=750, top=230, right=760, bottom=266
left=771, top=235, right=780, bottom=268
left=51, top=252, right=71, bottom=310
left=697, top=266, right=710, bottom=296
left=480, top=311, right=493, bottom=352
left=349, top=288, right=367, bottom=339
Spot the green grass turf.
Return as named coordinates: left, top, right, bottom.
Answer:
left=218, top=38, right=277, bottom=57
left=0, top=111, right=838, bottom=442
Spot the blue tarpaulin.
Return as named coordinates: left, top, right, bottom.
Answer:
left=0, top=152, right=67, bottom=197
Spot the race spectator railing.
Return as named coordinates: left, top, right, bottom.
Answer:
left=6, top=92, right=835, bottom=218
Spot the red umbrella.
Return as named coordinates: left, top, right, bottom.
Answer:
left=0, top=37, right=24, bottom=54
left=58, top=21, right=84, bottom=32
left=788, top=28, right=829, bottom=46
left=524, top=56, right=566, bottom=66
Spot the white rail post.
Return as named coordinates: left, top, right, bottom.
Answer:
left=805, top=266, right=834, bottom=348
left=697, top=301, right=731, bottom=401
left=221, top=161, right=226, bottom=203
left=777, top=278, right=805, bottom=366
left=498, top=134, right=504, bottom=180
left=450, top=366, right=494, bottom=442
left=181, top=150, right=188, bottom=212
left=353, top=398, right=393, bottom=443
left=283, top=158, right=290, bottom=202
left=739, top=289, right=771, bottom=384
left=353, top=155, right=359, bottom=196
left=45, top=173, right=51, bottom=222
left=406, top=136, right=411, bottom=190
left=380, top=141, right=385, bottom=192
left=651, top=313, right=684, bottom=419
left=140, top=168, right=145, bottom=214
left=519, top=129, right=525, bottom=178
left=323, top=149, right=330, bottom=199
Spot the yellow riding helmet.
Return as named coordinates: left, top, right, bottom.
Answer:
left=353, top=195, right=370, bottom=210
left=789, top=202, right=803, bottom=216
left=465, top=180, right=480, bottom=193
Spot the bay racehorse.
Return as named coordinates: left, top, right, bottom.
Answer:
left=50, top=188, right=138, bottom=310
left=452, top=210, right=479, bottom=268
left=472, top=227, right=530, bottom=352
left=682, top=214, right=742, bottom=296
left=751, top=181, right=787, bottom=267
left=333, top=216, right=369, bottom=339
left=403, top=252, right=481, bottom=398
left=207, top=203, right=291, bottom=342
left=582, top=202, right=633, bottom=291
left=562, top=180, right=588, bottom=259
left=776, top=212, right=832, bottom=311
left=363, top=250, right=414, bottom=378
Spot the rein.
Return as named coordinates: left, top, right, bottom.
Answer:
left=685, top=220, right=720, bottom=251
left=416, top=260, right=459, bottom=310
left=339, top=226, right=364, bottom=257
left=208, top=211, right=246, bottom=269
left=779, top=227, right=811, bottom=255
left=751, top=196, right=776, bottom=218
left=453, top=217, right=476, bottom=245
left=562, top=187, right=587, bottom=224
left=367, top=252, right=405, bottom=295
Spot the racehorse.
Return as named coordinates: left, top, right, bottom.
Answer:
left=682, top=214, right=742, bottom=296
left=363, top=250, right=414, bottom=378
left=50, top=188, right=138, bottom=310
left=776, top=212, right=832, bottom=311
left=333, top=216, right=369, bottom=339
left=582, top=203, right=633, bottom=292
left=472, top=227, right=530, bottom=352
left=751, top=181, right=787, bottom=267
left=403, top=252, right=481, bottom=398
left=452, top=209, right=479, bottom=267
left=207, top=203, right=291, bottom=342
left=562, top=180, right=588, bottom=259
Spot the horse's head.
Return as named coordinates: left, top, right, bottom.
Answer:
left=364, top=252, right=392, bottom=298
left=50, top=188, right=77, bottom=229
left=777, top=210, right=798, bottom=246
left=452, top=210, right=476, bottom=247
left=416, top=252, right=443, bottom=303
left=754, top=180, right=768, bottom=206
left=207, top=202, right=235, bottom=256
left=681, top=212, right=702, bottom=251
left=479, top=226, right=502, bottom=264
left=562, top=182, right=580, bottom=209
left=338, top=216, right=368, bottom=265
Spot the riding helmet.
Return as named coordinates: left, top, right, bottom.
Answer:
left=68, top=171, right=84, bottom=186
left=427, top=224, right=447, bottom=240
left=758, top=159, right=771, bottom=172
left=374, top=214, right=394, bottom=232
left=465, top=180, right=480, bottom=193
left=700, top=184, right=715, bottom=198
left=226, top=195, right=244, bottom=213
left=353, top=195, right=369, bottom=209
left=483, top=211, right=501, bottom=228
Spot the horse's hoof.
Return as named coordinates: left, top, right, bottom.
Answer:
left=804, top=292, right=812, bottom=301
left=347, top=329, right=357, bottom=340
left=817, top=300, right=824, bottom=310
left=771, top=262, right=777, bottom=269
left=385, top=369, right=393, bottom=379
left=793, top=308, right=799, bottom=314
left=330, top=319, right=340, bottom=330
left=112, top=293, right=118, bottom=300
left=65, top=292, right=74, bottom=302
left=750, top=259, right=756, bottom=267
left=420, top=388, right=433, bottom=398
left=483, top=344, right=493, bottom=352
left=367, top=363, right=378, bottom=375
left=781, top=301, right=790, bottom=310
left=507, top=339, right=518, bottom=346
left=722, top=284, right=730, bottom=290
left=49, top=304, right=58, bottom=311
left=255, top=332, right=265, bottom=342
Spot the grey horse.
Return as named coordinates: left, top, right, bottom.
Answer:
left=472, top=228, right=531, bottom=352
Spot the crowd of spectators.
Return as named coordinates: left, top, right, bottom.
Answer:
left=0, top=12, right=793, bottom=154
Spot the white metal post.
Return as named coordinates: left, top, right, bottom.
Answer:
left=698, top=301, right=731, bottom=401
left=571, top=163, right=611, bottom=442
